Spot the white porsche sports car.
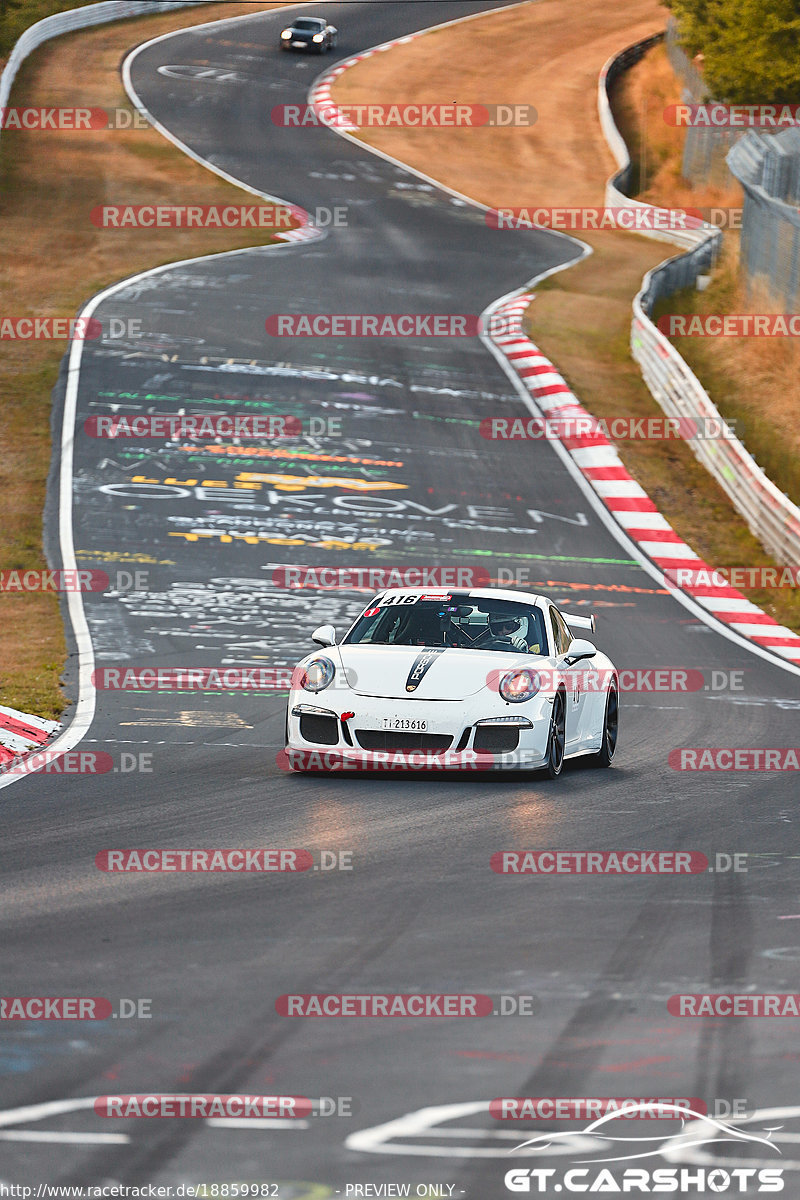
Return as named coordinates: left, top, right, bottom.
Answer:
left=283, top=587, right=618, bottom=775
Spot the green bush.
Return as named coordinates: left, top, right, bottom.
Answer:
left=666, top=0, right=800, bottom=104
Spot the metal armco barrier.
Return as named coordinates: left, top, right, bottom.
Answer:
left=0, top=0, right=212, bottom=139
left=599, top=37, right=800, bottom=568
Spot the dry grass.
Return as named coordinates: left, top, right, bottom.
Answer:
left=330, top=0, right=800, bottom=637
left=0, top=0, right=289, bottom=718
left=620, top=46, right=800, bottom=505
left=333, top=0, right=666, bottom=210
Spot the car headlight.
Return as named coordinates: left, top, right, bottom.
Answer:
left=312, top=32, right=325, bottom=41
left=499, top=668, right=540, bottom=703
left=301, top=657, right=335, bottom=692
left=281, top=29, right=292, bottom=38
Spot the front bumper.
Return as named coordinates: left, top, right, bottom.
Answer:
left=281, top=36, right=321, bottom=50
left=283, top=692, right=552, bottom=771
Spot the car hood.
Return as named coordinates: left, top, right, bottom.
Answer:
left=333, top=644, right=541, bottom=701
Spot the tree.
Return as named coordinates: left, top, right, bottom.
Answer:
left=667, top=0, right=800, bottom=104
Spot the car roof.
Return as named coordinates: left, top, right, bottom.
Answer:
left=373, top=586, right=547, bottom=606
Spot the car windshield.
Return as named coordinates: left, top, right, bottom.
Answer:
left=344, top=595, right=547, bottom=654
left=293, top=19, right=323, bottom=29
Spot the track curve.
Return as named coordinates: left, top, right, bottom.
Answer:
left=2, top=3, right=800, bottom=1194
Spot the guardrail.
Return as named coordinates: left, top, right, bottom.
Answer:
left=0, top=0, right=212, bottom=140
left=599, top=36, right=800, bottom=567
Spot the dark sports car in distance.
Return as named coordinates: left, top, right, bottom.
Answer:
left=279, top=17, right=338, bottom=53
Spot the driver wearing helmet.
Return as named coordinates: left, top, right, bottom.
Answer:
left=479, top=611, right=529, bottom=652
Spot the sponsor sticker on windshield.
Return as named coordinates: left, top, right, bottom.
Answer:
left=379, top=592, right=451, bottom=606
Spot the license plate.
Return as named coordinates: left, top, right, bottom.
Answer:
left=382, top=717, right=428, bottom=731
left=292, top=40, right=306, bottom=46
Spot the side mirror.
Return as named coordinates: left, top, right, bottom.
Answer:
left=564, top=638, right=597, bottom=664
left=311, top=624, right=337, bottom=647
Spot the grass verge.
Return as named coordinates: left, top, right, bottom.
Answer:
left=1, top=0, right=287, bottom=718
left=329, top=2, right=800, bottom=639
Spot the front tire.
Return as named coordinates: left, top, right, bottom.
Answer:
left=545, top=690, right=566, bottom=779
left=591, top=683, right=618, bottom=767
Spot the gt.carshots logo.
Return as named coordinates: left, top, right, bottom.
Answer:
left=503, top=1168, right=784, bottom=1193
left=502, top=1104, right=784, bottom=1192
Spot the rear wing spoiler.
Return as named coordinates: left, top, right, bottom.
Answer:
left=562, top=612, right=596, bottom=634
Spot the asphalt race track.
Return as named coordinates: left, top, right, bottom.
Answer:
left=2, top=3, right=800, bottom=1195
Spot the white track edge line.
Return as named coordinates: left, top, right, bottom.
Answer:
left=0, top=4, right=326, bottom=792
